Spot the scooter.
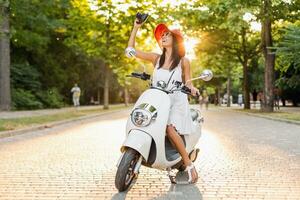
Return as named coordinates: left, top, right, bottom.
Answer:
left=115, top=69, right=213, bottom=192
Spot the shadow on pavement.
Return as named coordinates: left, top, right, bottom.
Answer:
left=111, top=178, right=135, bottom=200
left=111, top=184, right=203, bottom=200
left=111, top=171, right=203, bottom=200
left=153, top=184, right=203, bottom=200
left=111, top=192, right=127, bottom=200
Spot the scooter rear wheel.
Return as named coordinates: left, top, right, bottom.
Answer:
left=115, top=148, right=139, bottom=192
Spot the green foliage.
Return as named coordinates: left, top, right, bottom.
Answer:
left=275, top=23, right=300, bottom=106
left=36, top=88, right=64, bottom=108
left=7, top=0, right=300, bottom=110
left=12, top=89, right=43, bottom=110
left=11, top=63, right=41, bottom=91
left=276, top=25, right=300, bottom=72
left=248, top=57, right=264, bottom=92
left=11, top=63, right=64, bottom=109
left=63, top=0, right=160, bottom=86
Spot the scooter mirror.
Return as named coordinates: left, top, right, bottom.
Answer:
left=199, top=69, right=213, bottom=81
left=185, top=69, right=213, bottom=85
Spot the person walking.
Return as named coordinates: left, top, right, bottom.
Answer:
left=238, top=93, right=243, bottom=107
left=71, top=83, right=81, bottom=107
left=198, top=94, right=203, bottom=109
left=202, top=90, right=209, bottom=110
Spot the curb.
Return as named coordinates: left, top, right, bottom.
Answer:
left=0, top=108, right=131, bottom=139
left=230, top=109, right=300, bottom=126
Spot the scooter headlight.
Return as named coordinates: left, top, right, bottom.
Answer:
left=131, top=109, right=152, bottom=127
left=131, top=103, right=157, bottom=127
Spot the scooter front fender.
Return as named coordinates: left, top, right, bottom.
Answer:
left=120, top=129, right=152, bottom=162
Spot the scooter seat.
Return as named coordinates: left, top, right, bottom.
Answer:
left=190, top=109, right=199, bottom=121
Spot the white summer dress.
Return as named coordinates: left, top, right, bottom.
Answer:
left=152, top=58, right=193, bottom=135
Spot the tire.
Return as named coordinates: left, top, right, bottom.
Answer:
left=115, top=148, right=139, bottom=192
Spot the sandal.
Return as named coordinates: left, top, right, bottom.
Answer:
left=184, top=163, right=198, bottom=184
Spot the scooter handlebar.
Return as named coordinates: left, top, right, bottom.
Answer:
left=126, top=72, right=151, bottom=81
left=181, top=86, right=200, bottom=99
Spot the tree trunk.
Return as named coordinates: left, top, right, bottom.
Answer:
left=243, top=62, right=250, bottom=109
left=0, top=2, right=11, bottom=111
left=217, top=84, right=221, bottom=106
left=226, top=75, right=231, bottom=107
left=240, top=27, right=250, bottom=109
left=261, top=0, right=275, bottom=112
left=124, top=86, right=129, bottom=106
left=103, top=67, right=109, bottom=109
left=97, top=88, right=100, bottom=104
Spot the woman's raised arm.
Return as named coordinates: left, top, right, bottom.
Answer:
left=127, top=19, right=159, bottom=66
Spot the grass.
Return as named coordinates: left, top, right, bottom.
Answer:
left=234, top=108, right=300, bottom=122
left=0, top=105, right=130, bottom=132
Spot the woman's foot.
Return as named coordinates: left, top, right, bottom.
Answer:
left=184, top=163, right=198, bottom=184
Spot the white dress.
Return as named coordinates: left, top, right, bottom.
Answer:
left=152, top=58, right=193, bottom=135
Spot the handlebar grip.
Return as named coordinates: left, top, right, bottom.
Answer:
left=141, top=72, right=151, bottom=80
left=131, top=72, right=141, bottom=77
left=127, top=72, right=151, bottom=81
left=181, top=86, right=200, bottom=100
left=181, top=86, right=191, bottom=95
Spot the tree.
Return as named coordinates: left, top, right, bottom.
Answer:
left=178, top=1, right=261, bottom=109
left=260, top=0, right=276, bottom=111
left=0, top=0, right=11, bottom=110
left=255, top=0, right=300, bottom=111
left=65, top=0, right=164, bottom=108
left=275, top=24, right=300, bottom=106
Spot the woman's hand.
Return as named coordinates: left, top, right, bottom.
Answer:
left=188, top=85, right=200, bottom=97
left=134, top=19, right=143, bottom=29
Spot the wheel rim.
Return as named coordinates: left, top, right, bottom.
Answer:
left=124, top=156, right=138, bottom=186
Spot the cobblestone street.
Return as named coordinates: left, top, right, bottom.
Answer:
left=0, top=108, right=299, bottom=200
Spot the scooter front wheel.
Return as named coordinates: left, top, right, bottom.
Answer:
left=115, top=148, right=139, bottom=192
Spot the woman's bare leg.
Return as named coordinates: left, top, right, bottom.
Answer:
left=166, top=125, right=198, bottom=183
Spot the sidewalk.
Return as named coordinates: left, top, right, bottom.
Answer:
left=218, top=104, right=300, bottom=125
left=220, top=103, right=300, bottom=112
left=0, top=104, right=124, bottom=119
left=0, top=104, right=131, bottom=139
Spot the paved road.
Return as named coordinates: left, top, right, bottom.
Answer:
left=0, top=108, right=299, bottom=200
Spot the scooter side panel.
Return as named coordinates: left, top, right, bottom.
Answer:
left=121, top=129, right=152, bottom=161
left=184, top=119, right=202, bottom=152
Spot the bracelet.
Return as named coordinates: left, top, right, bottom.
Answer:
left=125, top=47, right=136, bottom=58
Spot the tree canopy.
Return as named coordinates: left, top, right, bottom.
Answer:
left=1, top=0, right=299, bottom=110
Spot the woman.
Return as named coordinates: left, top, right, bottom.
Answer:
left=127, top=18, right=199, bottom=184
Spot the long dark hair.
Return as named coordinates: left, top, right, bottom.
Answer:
left=158, top=34, right=182, bottom=71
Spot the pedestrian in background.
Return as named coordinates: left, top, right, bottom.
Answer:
left=198, top=94, right=203, bottom=109
left=274, top=87, right=281, bottom=110
left=238, top=94, right=243, bottom=107
left=257, top=91, right=263, bottom=109
left=71, top=83, right=81, bottom=107
left=202, top=90, right=209, bottom=110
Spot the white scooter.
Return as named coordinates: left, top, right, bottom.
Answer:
left=115, top=70, right=213, bottom=192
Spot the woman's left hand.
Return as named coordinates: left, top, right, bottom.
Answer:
left=190, top=86, right=200, bottom=97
